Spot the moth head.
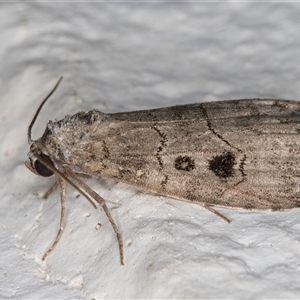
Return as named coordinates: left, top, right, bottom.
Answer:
left=25, top=77, right=63, bottom=178
left=25, top=143, right=55, bottom=177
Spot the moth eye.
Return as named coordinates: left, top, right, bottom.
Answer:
left=34, top=155, right=55, bottom=177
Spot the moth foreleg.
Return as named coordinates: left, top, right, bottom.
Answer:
left=42, top=178, right=66, bottom=261
left=64, top=167, right=124, bottom=265
left=42, top=180, right=59, bottom=199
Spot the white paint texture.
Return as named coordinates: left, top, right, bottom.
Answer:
left=1, top=2, right=300, bottom=299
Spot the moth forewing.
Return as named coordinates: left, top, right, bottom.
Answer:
left=26, top=78, right=300, bottom=265
left=69, top=99, right=300, bottom=211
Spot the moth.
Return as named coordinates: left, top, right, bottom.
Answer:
left=25, top=77, right=300, bottom=265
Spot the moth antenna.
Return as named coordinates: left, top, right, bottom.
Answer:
left=27, top=76, right=63, bottom=143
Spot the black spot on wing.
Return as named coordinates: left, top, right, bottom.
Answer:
left=208, top=151, right=236, bottom=179
left=174, top=155, right=195, bottom=171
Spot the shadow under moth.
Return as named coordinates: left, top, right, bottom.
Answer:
left=25, top=77, right=300, bottom=265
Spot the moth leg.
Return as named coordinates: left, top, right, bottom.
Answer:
left=99, top=201, right=124, bottom=265
left=106, top=200, right=122, bottom=207
left=42, top=178, right=66, bottom=261
left=64, top=167, right=124, bottom=265
left=204, top=203, right=231, bottom=223
left=42, top=180, right=59, bottom=199
left=70, top=172, right=121, bottom=206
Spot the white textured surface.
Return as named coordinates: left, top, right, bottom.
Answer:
left=1, top=3, right=300, bottom=299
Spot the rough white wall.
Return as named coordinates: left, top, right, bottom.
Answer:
left=1, top=2, right=300, bottom=299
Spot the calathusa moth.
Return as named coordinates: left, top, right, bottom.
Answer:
left=25, top=77, right=300, bottom=265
